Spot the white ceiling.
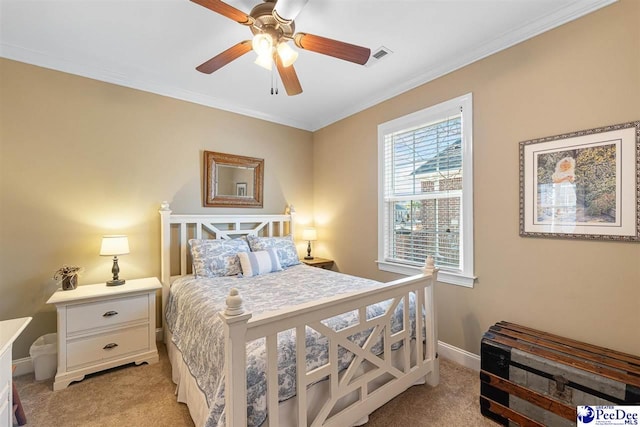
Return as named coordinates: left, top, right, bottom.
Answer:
left=0, top=0, right=615, bottom=131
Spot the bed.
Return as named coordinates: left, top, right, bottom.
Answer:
left=159, top=202, right=439, bottom=427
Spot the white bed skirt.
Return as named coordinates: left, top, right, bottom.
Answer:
left=166, top=329, right=425, bottom=427
left=167, top=331, right=210, bottom=426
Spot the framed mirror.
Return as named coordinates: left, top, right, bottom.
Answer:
left=203, top=151, right=264, bottom=208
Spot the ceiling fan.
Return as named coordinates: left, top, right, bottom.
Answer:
left=191, top=0, right=371, bottom=96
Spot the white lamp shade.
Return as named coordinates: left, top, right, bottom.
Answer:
left=254, top=52, right=273, bottom=70
left=302, top=228, right=317, bottom=241
left=277, top=42, right=298, bottom=67
left=252, top=33, right=273, bottom=56
left=100, top=235, right=130, bottom=256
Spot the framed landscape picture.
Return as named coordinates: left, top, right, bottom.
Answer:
left=519, top=121, right=639, bottom=241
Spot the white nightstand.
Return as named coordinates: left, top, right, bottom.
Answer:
left=46, top=277, right=161, bottom=391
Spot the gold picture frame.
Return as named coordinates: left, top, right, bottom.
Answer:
left=519, top=121, right=639, bottom=241
left=203, top=151, right=264, bottom=208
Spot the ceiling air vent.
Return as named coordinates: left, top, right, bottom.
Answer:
left=366, top=46, right=393, bottom=67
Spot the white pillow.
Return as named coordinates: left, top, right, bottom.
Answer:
left=238, top=248, right=282, bottom=277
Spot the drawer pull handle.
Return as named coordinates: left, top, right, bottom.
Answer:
left=103, top=343, right=118, bottom=350
left=103, top=311, right=118, bottom=317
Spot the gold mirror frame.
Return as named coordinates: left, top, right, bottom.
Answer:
left=203, top=151, right=264, bottom=208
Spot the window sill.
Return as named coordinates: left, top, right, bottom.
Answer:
left=376, top=260, right=476, bottom=288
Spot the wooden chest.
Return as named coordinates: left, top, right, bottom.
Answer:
left=480, top=321, right=640, bottom=426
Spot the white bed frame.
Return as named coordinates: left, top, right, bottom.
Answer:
left=159, top=202, right=439, bottom=427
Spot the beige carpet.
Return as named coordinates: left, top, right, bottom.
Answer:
left=14, top=344, right=497, bottom=426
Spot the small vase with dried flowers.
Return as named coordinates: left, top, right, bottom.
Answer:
left=53, top=265, right=82, bottom=291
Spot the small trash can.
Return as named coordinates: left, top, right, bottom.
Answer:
left=30, top=333, right=58, bottom=381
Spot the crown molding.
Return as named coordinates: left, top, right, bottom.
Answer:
left=310, top=0, right=617, bottom=131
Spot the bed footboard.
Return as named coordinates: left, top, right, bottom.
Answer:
left=220, top=259, right=438, bottom=427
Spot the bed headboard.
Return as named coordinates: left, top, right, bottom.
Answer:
left=159, top=201, right=295, bottom=317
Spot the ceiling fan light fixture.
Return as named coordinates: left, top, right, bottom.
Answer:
left=191, top=0, right=370, bottom=96
left=277, top=42, right=298, bottom=67
left=254, top=52, right=273, bottom=70
left=252, top=33, right=273, bottom=56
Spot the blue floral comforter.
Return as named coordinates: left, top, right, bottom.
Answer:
left=165, top=264, right=414, bottom=427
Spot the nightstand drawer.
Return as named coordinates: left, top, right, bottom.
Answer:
left=66, top=324, right=149, bottom=369
left=0, top=347, right=10, bottom=423
left=67, top=294, right=149, bottom=334
left=0, top=348, right=9, bottom=390
left=0, top=384, right=7, bottom=410
left=0, top=398, right=8, bottom=427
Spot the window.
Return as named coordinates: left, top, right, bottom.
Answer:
left=377, top=93, right=475, bottom=287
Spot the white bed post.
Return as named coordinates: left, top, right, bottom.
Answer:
left=159, top=201, right=172, bottom=338
left=422, top=256, right=439, bottom=386
left=220, top=288, right=252, bottom=427
left=287, top=204, right=296, bottom=237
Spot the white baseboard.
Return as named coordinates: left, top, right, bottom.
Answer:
left=437, top=340, right=481, bottom=372
left=156, top=327, right=163, bottom=342
left=12, top=357, right=33, bottom=377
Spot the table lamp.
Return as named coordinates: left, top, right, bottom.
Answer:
left=100, top=235, right=130, bottom=286
left=302, top=227, right=317, bottom=260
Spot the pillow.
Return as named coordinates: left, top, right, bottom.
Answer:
left=189, top=238, right=250, bottom=278
left=238, top=248, right=282, bottom=277
left=246, top=235, right=301, bottom=268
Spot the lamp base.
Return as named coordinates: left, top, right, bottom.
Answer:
left=106, top=279, right=126, bottom=286
left=304, top=256, right=314, bottom=260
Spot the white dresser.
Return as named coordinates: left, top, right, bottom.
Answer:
left=47, top=277, right=161, bottom=391
left=0, top=317, right=31, bottom=427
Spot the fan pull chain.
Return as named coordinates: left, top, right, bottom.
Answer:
left=270, top=67, right=278, bottom=95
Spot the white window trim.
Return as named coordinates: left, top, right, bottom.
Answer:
left=377, top=93, right=476, bottom=287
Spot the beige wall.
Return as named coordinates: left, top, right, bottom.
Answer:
left=313, top=0, right=640, bottom=356
left=0, top=59, right=313, bottom=357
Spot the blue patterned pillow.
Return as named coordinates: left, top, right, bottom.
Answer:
left=189, top=238, right=250, bottom=277
left=238, top=248, right=282, bottom=277
left=246, top=235, right=301, bottom=268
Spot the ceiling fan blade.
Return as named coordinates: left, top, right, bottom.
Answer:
left=196, top=41, right=252, bottom=74
left=294, top=33, right=370, bottom=65
left=191, top=0, right=253, bottom=25
left=273, top=0, right=309, bottom=23
left=276, top=56, right=303, bottom=96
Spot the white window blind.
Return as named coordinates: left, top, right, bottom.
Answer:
left=378, top=93, right=474, bottom=287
